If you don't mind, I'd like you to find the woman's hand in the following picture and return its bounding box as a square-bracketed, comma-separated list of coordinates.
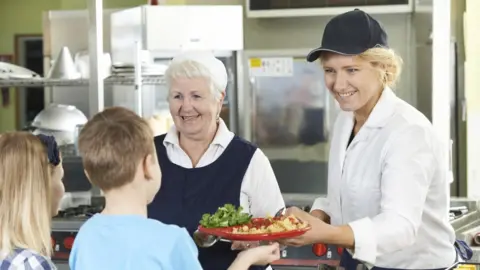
[231, 241, 260, 250]
[278, 206, 331, 247]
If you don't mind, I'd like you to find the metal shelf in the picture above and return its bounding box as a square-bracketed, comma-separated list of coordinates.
[0, 78, 88, 87]
[0, 75, 166, 87]
[105, 75, 166, 85]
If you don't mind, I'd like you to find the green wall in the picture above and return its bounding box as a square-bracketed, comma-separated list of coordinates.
[0, 0, 146, 132]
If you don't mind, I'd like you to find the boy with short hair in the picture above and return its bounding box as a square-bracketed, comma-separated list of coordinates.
[69, 107, 279, 270]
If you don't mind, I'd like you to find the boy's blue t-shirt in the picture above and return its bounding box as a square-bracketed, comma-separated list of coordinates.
[69, 214, 203, 270]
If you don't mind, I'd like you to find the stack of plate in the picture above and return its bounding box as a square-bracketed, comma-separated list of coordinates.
[0, 62, 41, 80]
[111, 63, 168, 77]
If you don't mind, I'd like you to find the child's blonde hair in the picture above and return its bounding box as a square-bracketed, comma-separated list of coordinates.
[0, 132, 53, 257]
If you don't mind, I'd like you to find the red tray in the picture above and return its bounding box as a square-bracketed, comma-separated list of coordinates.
[198, 217, 311, 241]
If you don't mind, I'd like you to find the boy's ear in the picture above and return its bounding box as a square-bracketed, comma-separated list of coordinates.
[143, 154, 154, 180]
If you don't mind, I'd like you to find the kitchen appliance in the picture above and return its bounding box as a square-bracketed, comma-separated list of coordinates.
[450, 206, 469, 221]
[51, 203, 104, 267]
[28, 103, 88, 148]
[237, 50, 339, 267]
[240, 49, 337, 198]
[28, 106, 92, 223]
[266, 195, 341, 268]
[273, 205, 342, 269]
[449, 198, 480, 263]
[50, 158, 101, 269]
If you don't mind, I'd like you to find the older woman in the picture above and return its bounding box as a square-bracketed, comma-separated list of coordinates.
[147, 51, 285, 270]
[279, 9, 466, 270]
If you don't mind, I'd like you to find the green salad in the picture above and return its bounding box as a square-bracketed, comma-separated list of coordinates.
[199, 203, 252, 228]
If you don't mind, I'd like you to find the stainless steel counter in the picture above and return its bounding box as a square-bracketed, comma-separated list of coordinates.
[52, 196, 480, 269]
[450, 197, 480, 262]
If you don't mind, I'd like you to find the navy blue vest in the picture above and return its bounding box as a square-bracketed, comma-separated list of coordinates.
[148, 134, 267, 270]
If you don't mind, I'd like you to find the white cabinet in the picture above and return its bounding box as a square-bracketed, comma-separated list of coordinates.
[110, 5, 243, 64]
[144, 6, 188, 51]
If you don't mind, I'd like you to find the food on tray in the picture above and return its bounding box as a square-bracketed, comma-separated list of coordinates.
[199, 204, 252, 228]
[232, 215, 308, 234]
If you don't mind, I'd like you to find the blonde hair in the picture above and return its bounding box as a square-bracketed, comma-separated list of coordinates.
[356, 47, 403, 88]
[0, 132, 52, 257]
[78, 107, 154, 191]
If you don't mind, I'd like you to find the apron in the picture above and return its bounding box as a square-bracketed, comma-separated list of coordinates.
[148, 135, 265, 270]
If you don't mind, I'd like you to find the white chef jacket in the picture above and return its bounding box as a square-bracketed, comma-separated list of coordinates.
[312, 88, 456, 268]
[163, 119, 285, 219]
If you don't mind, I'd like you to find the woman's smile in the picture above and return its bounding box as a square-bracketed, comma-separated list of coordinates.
[180, 115, 200, 122]
[332, 89, 360, 107]
[336, 90, 358, 98]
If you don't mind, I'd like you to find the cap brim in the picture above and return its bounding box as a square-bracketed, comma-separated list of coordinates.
[306, 47, 363, 62]
[306, 48, 323, 62]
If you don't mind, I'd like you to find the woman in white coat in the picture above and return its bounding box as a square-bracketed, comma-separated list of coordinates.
[280, 9, 469, 270]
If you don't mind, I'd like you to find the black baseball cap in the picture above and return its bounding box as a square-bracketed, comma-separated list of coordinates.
[306, 9, 388, 62]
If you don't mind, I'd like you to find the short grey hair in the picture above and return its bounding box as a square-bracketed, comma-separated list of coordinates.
[165, 52, 228, 101]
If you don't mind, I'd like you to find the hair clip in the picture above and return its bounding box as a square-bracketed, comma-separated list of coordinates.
[36, 134, 61, 166]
